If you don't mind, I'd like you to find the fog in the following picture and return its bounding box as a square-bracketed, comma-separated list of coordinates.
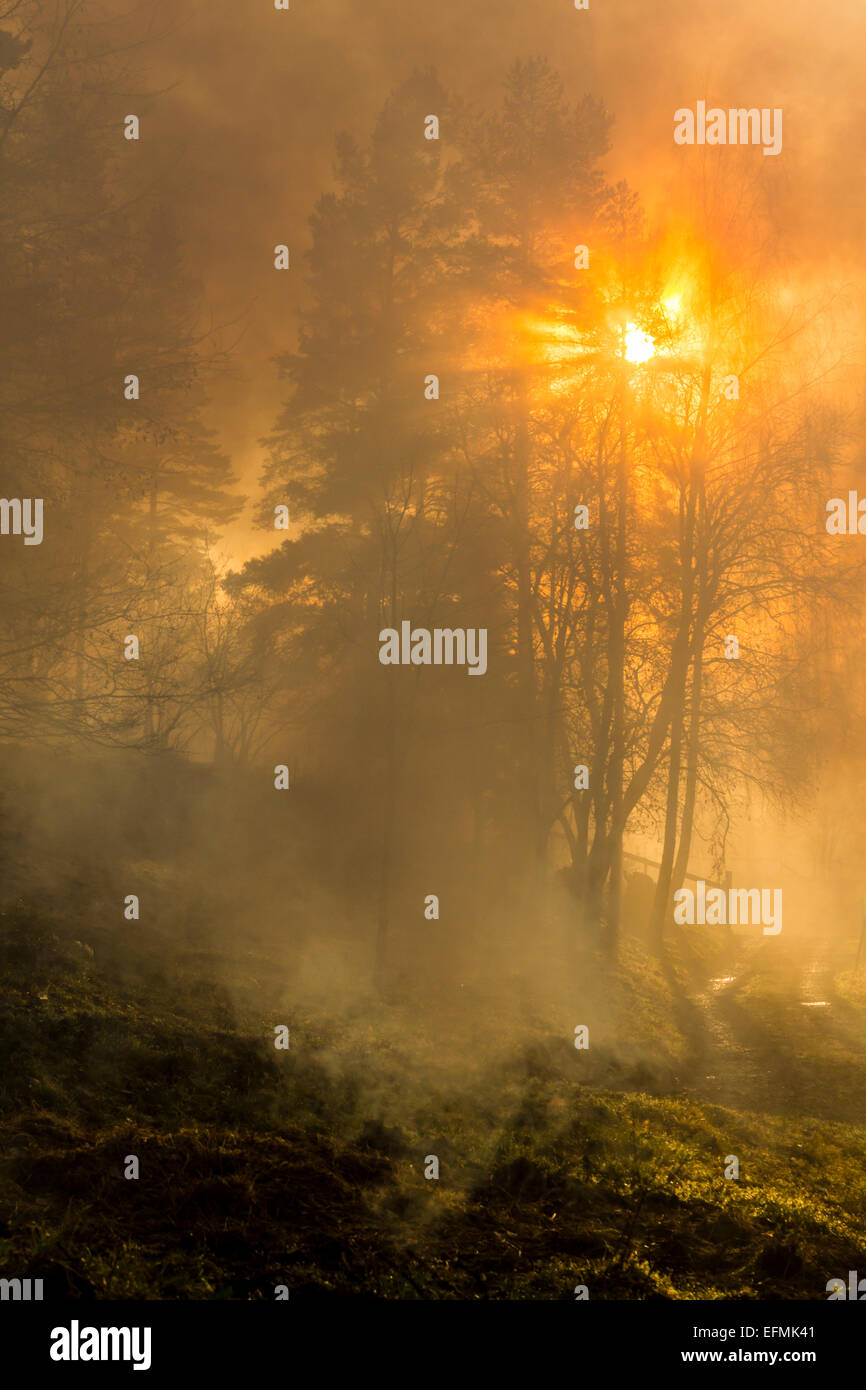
[1, 0, 865, 1305]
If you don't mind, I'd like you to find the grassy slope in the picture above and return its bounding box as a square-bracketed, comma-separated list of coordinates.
[0, 899, 864, 1300]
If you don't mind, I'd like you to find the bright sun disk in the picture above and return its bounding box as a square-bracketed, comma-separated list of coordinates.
[624, 323, 656, 364]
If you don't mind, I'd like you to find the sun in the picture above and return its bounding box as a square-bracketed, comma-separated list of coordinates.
[624, 322, 656, 364]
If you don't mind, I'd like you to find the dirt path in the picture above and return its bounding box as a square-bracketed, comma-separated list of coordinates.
[678, 935, 866, 1123]
[683, 972, 773, 1112]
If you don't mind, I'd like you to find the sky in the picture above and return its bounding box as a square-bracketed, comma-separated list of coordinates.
[138, 0, 866, 563]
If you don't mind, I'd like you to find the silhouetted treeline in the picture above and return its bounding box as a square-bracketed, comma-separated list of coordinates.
[0, 14, 861, 981]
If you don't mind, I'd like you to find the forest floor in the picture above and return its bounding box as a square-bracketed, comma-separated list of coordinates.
[1, 888, 865, 1300]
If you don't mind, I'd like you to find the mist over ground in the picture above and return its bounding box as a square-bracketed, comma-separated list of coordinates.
[0, 0, 865, 1305]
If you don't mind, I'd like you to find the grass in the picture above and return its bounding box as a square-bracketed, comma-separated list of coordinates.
[0, 894, 864, 1299]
